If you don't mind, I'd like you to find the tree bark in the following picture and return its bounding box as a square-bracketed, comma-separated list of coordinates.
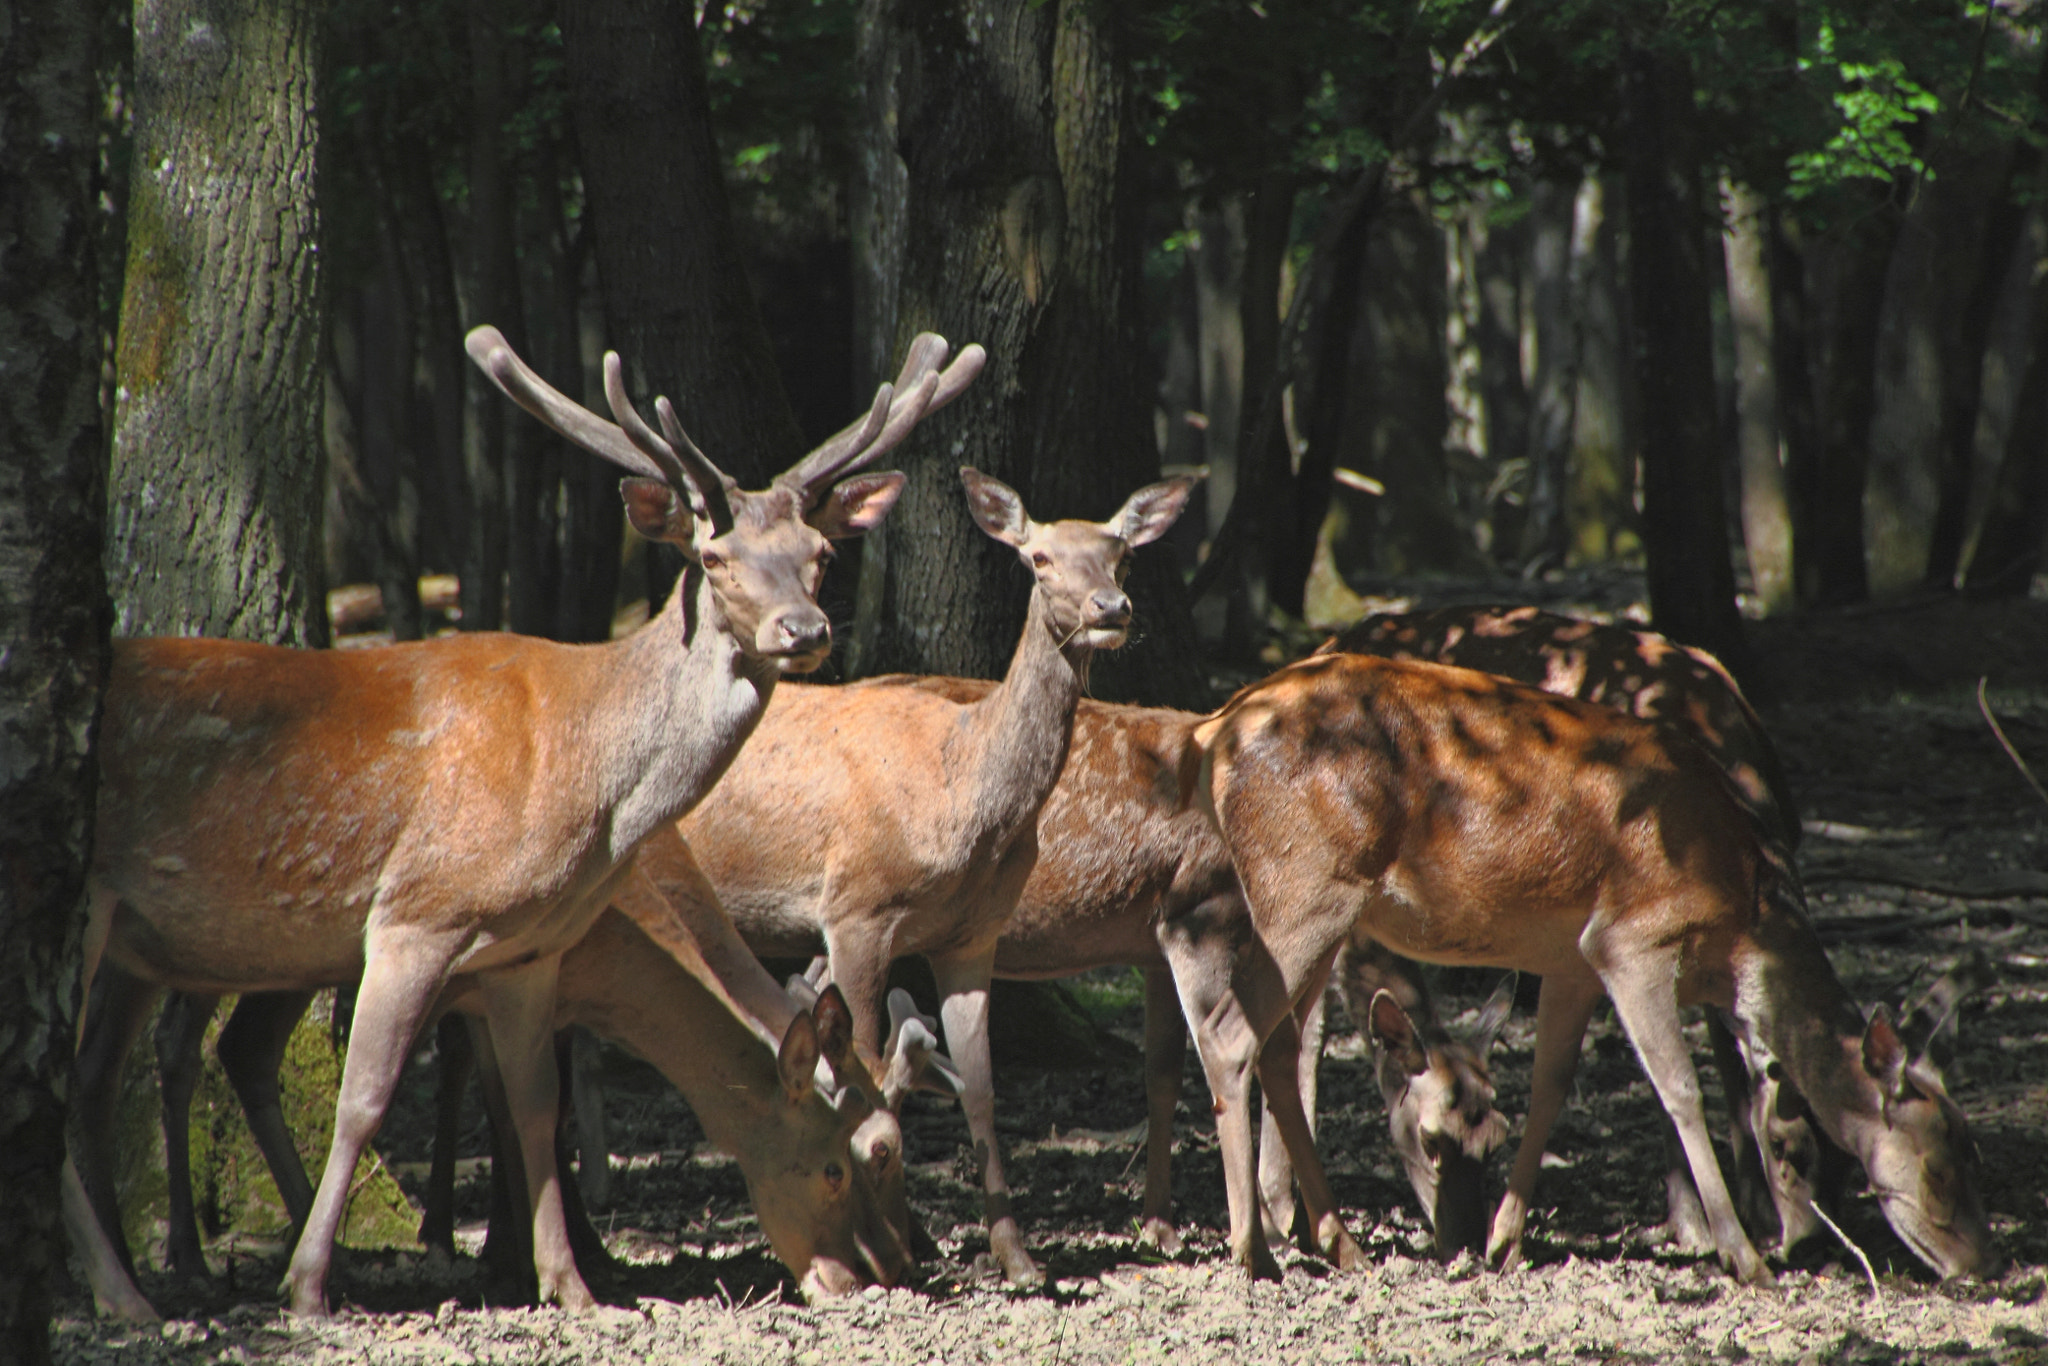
[1521, 176, 1579, 569]
[108, 0, 325, 646]
[1864, 142, 2003, 597]
[1619, 40, 1749, 673]
[1805, 205, 1893, 606]
[1769, 209, 1822, 604]
[1722, 179, 1794, 614]
[1567, 175, 1639, 565]
[0, 5, 109, 1356]
[855, 0, 1205, 706]
[1965, 199, 2048, 596]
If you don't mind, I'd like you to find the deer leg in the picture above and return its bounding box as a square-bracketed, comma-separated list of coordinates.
[70, 964, 162, 1283]
[62, 1155, 158, 1324]
[1705, 1010, 1777, 1241]
[155, 990, 220, 1281]
[1138, 965, 1186, 1254]
[476, 954, 595, 1310]
[419, 1012, 475, 1263]
[217, 991, 318, 1239]
[1253, 974, 1365, 1271]
[1258, 980, 1329, 1249]
[568, 1026, 612, 1210]
[282, 928, 461, 1316]
[1599, 955, 1770, 1285]
[1181, 979, 1283, 1280]
[930, 946, 1042, 1286]
[1488, 970, 1603, 1270]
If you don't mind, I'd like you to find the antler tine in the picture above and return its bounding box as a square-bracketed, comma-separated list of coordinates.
[654, 397, 736, 535]
[465, 326, 663, 481]
[601, 353, 687, 485]
[780, 380, 894, 498]
[781, 333, 988, 498]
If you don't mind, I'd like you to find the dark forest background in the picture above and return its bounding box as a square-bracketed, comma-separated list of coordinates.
[6, 0, 2048, 1356]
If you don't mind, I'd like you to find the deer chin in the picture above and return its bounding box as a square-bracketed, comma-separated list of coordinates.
[774, 647, 833, 676]
[798, 1256, 865, 1302]
[1080, 625, 1129, 650]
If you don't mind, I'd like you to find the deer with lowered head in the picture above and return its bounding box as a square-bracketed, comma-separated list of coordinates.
[64, 896, 909, 1320]
[1189, 650, 1999, 1285]
[671, 468, 1196, 1284]
[70, 327, 981, 1317]
[1255, 604, 1821, 1256]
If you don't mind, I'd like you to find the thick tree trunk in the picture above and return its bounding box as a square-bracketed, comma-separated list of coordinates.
[1806, 207, 1894, 606]
[1193, 196, 1246, 546]
[108, 0, 325, 646]
[1769, 210, 1822, 604]
[1566, 175, 1638, 565]
[1521, 176, 1579, 568]
[1722, 179, 1794, 614]
[855, 0, 1205, 706]
[0, 5, 109, 1356]
[1619, 41, 1749, 673]
[561, 0, 805, 491]
[1864, 143, 2003, 597]
[1965, 200, 2048, 596]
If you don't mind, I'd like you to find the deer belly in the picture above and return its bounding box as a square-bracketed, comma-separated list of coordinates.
[1355, 881, 1590, 977]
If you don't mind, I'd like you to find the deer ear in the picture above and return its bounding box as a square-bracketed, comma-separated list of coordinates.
[811, 471, 906, 539]
[1369, 989, 1430, 1076]
[1863, 1005, 1908, 1102]
[777, 1010, 822, 1106]
[1473, 973, 1516, 1054]
[622, 477, 697, 550]
[811, 983, 856, 1069]
[1111, 474, 1200, 547]
[960, 467, 1030, 546]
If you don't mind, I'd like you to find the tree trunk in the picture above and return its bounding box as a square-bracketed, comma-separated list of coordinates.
[108, 0, 326, 646]
[854, 0, 1204, 706]
[1619, 40, 1749, 673]
[1965, 199, 2048, 596]
[1722, 179, 1794, 615]
[1864, 142, 2003, 597]
[561, 0, 805, 491]
[0, 5, 109, 1355]
[1521, 175, 1579, 569]
[1805, 206, 1894, 606]
[1567, 175, 1639, 565]
[1769, 210, 1822, 604]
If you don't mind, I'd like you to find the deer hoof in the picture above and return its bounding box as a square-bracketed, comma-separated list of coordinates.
[1136, 1216, 1183, 1256]
[1238, 1240, 1285, 1282]
[991, 1221, 1043, 1287]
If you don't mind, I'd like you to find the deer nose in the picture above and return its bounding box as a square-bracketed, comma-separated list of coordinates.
[769, 611, 831, 658]
[1088, 591, 1131, 629]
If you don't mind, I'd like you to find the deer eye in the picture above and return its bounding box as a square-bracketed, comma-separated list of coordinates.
[818, 543, 836, 565]
[869, 1139, 894, 1168]
[1031, 550, 1051, 569]
[824, 1161, 845, 1189]
[699, 550, 725, 573]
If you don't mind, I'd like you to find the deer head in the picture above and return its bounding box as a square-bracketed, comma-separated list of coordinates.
[1365, 977, 1514, 1259]
[959, 469, 1199, 654]
[467, 327, 984, 672]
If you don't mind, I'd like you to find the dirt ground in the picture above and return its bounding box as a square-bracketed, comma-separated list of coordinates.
[50, 582, 2048, 1364]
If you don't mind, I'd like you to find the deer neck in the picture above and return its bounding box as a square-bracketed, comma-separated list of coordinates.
[950, 586, 1094, 831]
[599, 567, 781, 860]
[1738, 891, 1888, 1161]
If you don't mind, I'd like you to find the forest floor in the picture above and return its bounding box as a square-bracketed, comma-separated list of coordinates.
[49, 578, 2048, 1364]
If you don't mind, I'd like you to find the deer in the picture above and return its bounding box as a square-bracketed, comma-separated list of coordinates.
[1188, 651, 2000, 1286]
[629, 683, 1512, 1265]
[669, 469, 1197, 1285]
[69, 325, 982, 1317]
[63, 896, 913, 1319]
[1253, 604, 1818, 1255]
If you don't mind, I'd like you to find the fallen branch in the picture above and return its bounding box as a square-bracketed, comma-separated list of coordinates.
[1810, 1201, 1882, 1303]
[1801, 850, 2048, 899]
[1979, 676, 2048, 814]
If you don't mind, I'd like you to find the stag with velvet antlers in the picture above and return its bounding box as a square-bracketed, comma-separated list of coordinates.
[70, 328, 981, 1317]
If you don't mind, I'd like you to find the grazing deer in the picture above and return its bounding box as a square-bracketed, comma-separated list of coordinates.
[673, 470, 1197, 1284]
[63, 898, 912, 1317]
[635, 685, 1511, 1263]
[70, 328, 979, 1316]
[1191, 652, 1999, 1284]
[1260, 605, 1812, 1253]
